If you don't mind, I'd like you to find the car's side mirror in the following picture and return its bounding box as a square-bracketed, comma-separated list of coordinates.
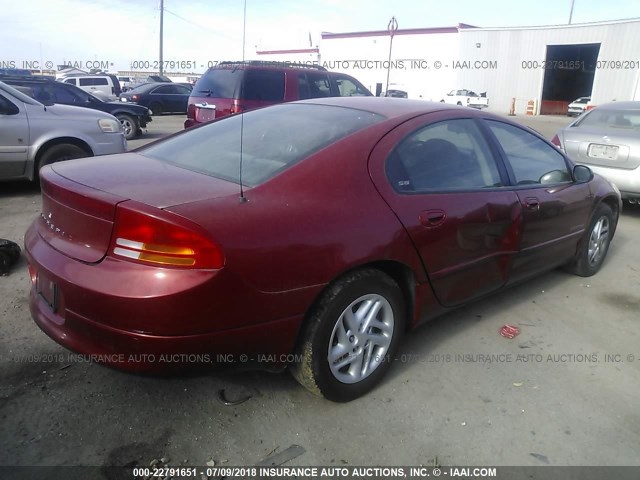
[573, 164, 594, 183]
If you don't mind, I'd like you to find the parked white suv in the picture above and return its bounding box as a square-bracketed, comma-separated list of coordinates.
[0, 81, 126, 182]
[58, 74, 122, 101]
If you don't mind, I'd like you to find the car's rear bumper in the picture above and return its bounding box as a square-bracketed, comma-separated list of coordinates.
[24, 222, 305, 372]
[29, 290, 301, 372]
[184, 118, 199, 129]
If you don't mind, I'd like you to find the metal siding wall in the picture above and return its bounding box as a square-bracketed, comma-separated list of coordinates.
[458, 21, 640, 113]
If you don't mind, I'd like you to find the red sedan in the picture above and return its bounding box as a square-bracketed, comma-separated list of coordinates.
[25, 97, 621, 402]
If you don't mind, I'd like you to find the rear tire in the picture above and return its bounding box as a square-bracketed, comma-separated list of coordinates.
[149, 102, 163, 116]
[291, 269, 405, 402]
[565, 203, 613, 277]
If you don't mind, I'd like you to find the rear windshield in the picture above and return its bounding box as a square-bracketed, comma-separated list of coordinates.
[576, 108, 640, 130]
[141, 103, 385, 185]
[192, 68, 243, 98]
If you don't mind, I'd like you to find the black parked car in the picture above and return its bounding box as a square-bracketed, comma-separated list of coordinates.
[118, 82, 192, 115]
[0, 74, 152, 140]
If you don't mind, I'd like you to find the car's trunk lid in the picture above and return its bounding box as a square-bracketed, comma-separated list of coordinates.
[39, 167, 126, 263]
[40, 154, 241, 263]
[563, 127, 640, 170]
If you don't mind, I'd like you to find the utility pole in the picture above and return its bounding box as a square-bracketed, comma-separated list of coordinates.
[568, 0, 575, 24]
[159, 0, 164, 75]
[385, 17, 398, 96]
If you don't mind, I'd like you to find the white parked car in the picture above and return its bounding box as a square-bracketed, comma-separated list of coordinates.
[440, 89, 489, 109]
[58, 74, 122, 101]
[567, 96, 591, 116]
[0, 81, 126, 182]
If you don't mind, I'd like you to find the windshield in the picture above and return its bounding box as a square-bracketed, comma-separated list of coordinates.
[0, 81, 43, 106]
[141, 103, 385, 186]
[576, 108, 640, 131]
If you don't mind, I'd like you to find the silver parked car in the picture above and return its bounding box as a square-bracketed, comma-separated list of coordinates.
[0, 81, 126, 182]
[553, 101, 640, 202]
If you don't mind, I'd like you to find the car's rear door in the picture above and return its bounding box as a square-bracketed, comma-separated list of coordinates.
[369, 111, 522, 307]
[481, 119, 593, 283]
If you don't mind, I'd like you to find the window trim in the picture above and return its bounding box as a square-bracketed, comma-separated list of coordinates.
[385, 116, 511, 195]
[479, 118, 575, 189]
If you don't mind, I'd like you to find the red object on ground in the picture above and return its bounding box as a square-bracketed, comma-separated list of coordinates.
[500, 325, 521, 339]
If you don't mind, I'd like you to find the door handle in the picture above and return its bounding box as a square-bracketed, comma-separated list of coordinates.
[419, 209, 446, 227]
[525, 197, 540, 210]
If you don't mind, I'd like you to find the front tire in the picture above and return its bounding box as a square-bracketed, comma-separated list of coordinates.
[565, 203, 613, 277]
[35, 143, 89, 184]
[291, 269, 405, 402]
[117, 114, 139, 140]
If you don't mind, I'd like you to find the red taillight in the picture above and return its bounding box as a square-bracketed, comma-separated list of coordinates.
[109, 202, 224, 269]
[187, 103, 196, 120]
[551, 134, 562, 149]
[132, 94, 139, 101]
[230, 100, 245, 114]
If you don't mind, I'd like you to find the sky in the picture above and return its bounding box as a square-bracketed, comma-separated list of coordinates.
[2, 0, 640, 74]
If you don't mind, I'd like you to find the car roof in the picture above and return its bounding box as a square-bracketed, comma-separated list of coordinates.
[212, 61, 328, 73]
[293, 96, 485, 119]
[592, 101, 640, 110]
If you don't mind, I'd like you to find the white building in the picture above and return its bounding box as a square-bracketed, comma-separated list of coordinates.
[256, 18, 640, 114]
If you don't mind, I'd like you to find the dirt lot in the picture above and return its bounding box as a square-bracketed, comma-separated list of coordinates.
[1, 113, 639, 469]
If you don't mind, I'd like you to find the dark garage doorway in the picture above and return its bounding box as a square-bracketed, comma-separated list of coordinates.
[540, 43, 600, 114]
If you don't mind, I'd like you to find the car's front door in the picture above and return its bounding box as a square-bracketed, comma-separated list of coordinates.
[0, 92, 29, 178]
[482, 119, 594, 283]
[369, 112, 522, 307]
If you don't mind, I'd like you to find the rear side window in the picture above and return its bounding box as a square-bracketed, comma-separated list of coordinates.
[486, 120, 571, 185]
[152, 85, 177, 94]
[79, 78, 108, 86]
[242, 70, 285, 101]
[193, 68, 242, 98]
[387, 119, 503, 192]
[142, 103, 384, 185]
[64, 78, 77, 85]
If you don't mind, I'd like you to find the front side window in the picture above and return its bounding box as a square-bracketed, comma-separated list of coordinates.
[486, 120, 571, 185]
[305, 73, 332, 98]
[52, 85, 78, 103]
[334, 76, 369, 97]
[0, 94, 19, 115]
[386, 119, 503, 192]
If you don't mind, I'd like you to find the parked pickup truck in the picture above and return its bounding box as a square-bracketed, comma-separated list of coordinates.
[440, 89, 489, 109]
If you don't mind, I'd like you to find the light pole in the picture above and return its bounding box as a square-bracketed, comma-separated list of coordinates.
[385, 16, 399, 96]
[159, 0, 164, 75]
[568, 0, 575, 24]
